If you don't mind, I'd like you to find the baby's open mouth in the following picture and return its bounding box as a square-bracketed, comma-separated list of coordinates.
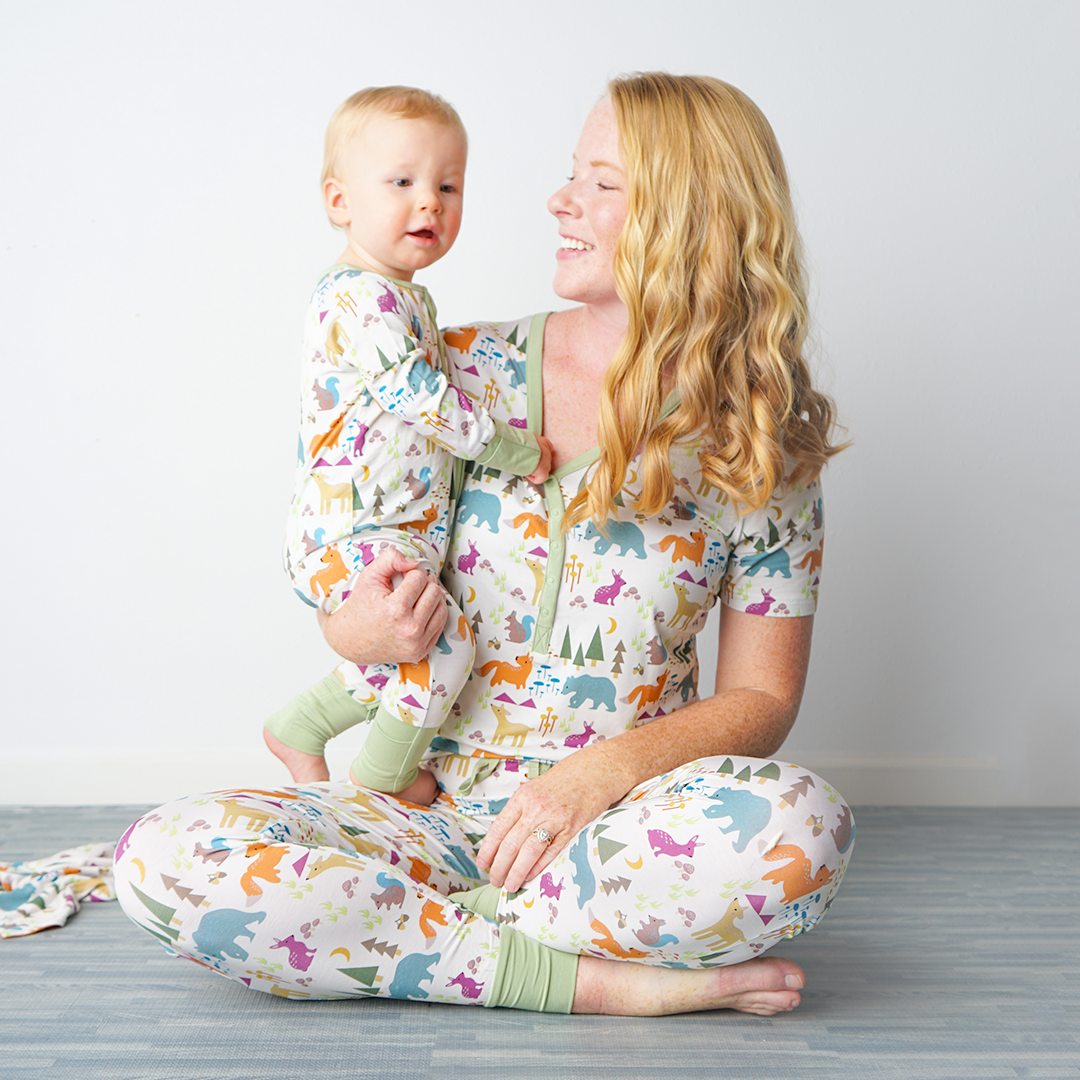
[410, 229, 435, 240]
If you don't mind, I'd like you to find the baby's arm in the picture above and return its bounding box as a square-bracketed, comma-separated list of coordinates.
[352, 285, 547, 480]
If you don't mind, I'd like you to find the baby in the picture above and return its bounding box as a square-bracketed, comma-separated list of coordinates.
[272, 87, 551, 803]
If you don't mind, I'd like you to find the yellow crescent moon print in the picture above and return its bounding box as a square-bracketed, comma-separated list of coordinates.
[131, 857, 146, 882]
[772, 506, 783, 520]
[628, 469, 639, 485]
[466, 586, 476, 603]
[624, 855, 643, 869]
[606, 618, 617, 634]
[353, 690, 377, 704]
[330, 947, 351, 961]
[523, 897, 535, 908]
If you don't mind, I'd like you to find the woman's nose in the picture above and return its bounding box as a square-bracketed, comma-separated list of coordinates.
[547, 183, 574, 217]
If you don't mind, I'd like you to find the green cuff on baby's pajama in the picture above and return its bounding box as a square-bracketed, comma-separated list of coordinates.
[474, 418, 542, 476]
[349, 701, 437, 793]
[264, 671, 375, 757]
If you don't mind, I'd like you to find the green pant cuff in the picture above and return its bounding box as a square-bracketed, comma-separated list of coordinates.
[486, 925, 579, 1013]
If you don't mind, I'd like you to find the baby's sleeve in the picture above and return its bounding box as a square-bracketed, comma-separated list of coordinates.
[350, 284, 541, 474]
[720, 477, 826, 618]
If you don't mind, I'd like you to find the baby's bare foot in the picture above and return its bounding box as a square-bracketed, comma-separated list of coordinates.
[572, 954, 805, 1017]
[263, 727, 330, 783]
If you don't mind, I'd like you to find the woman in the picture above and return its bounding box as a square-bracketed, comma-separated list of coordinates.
[117, 73, 850, 1017]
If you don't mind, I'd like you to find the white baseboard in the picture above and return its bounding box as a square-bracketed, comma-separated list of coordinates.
[783, 752, 1007, 806]
[1, 745, 360, 806]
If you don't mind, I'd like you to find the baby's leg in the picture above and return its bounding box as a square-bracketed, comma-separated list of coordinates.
[263, 670, 373, 782]
[350, 588, 474, 792]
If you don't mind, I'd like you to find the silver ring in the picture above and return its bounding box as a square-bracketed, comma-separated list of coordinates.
[531, 826, 553, 845]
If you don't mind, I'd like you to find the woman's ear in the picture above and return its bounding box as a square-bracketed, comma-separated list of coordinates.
[324, 179, 350, 226]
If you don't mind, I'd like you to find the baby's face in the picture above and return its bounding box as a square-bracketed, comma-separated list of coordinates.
[329, 114, 466, 281]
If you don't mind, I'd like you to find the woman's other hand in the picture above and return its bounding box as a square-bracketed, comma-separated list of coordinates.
[318, 548, 448, 664]
[525, 434, 555, 485]
[476, 747, 631, 893]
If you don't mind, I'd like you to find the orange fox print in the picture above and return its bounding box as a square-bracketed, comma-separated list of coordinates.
[479, 654, 533, 689]
[240, 843, 287, 899]
[626, 671, 668, 711]
[761, 844, 834, 904]
[443, 326, 478, 354]
[589, 912, 648, 959]
[399, 656, 431, 691]
[310, 545, 350, 599]
[419, 899, 448, 947]
[658, 529, 706, 565]
[800, 540, 824, 575]
[308, 409, 348, 459]
[396, 506, 438, 534]
[512, 512, 548, 539]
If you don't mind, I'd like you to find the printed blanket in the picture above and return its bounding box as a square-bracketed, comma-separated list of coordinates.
[0, 843, 116, 938]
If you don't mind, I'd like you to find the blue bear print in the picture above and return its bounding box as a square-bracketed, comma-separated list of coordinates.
[583, 520, 647, 559]
[192, 908, 267, 961]
[701, 787, 772, 853]
[561, 674, 618, 712]
[457, 489, 501, 533]
[737, 548, 791, 578]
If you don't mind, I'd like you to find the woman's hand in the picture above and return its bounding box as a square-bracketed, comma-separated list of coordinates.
[318, 548, 448, 664]
[476, 747, 632, 893]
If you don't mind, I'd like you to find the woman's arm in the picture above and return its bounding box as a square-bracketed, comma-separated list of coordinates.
[476, 606, 813, 892]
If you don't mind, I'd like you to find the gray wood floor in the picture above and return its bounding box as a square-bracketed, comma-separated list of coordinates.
[1, 805, 1078, 1080]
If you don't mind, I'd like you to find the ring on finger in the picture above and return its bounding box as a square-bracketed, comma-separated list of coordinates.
[531, 826, 554, 845]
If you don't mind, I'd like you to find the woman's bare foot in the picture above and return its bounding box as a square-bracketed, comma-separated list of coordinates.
[571, 955, 805, 1017]
[263, 727, 330, 783]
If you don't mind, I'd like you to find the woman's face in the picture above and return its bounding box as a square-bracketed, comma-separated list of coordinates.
[547, 96, 628, 310]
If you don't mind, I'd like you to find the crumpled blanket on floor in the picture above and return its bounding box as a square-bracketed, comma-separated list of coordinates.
[0, 843, 116, 938]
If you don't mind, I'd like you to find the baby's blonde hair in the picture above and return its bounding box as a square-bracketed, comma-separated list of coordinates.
[321, 85, 467, 188]
[565, 72, 844, 530]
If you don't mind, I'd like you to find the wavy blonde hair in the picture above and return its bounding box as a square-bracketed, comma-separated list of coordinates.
[564, 72, 843, 530]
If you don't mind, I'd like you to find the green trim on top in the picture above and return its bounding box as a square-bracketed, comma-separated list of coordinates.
[323, 263, 426, 294]
[524, 319, 683, 656]
[525, 312, 547, 434]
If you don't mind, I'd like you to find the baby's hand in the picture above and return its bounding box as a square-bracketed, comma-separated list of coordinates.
[525, 435, 554, 484]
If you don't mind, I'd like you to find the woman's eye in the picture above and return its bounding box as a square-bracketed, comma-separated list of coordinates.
[597, 182, 614, 191]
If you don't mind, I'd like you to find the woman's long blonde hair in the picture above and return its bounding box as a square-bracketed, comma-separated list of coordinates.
[564, 72, 843, 530]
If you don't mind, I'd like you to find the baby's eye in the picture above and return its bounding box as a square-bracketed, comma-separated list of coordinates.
[392, 178, 412, 187]
[440, 183, 457, 194]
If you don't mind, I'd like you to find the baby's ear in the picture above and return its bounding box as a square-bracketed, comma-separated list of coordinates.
[323, 178, 350, 226]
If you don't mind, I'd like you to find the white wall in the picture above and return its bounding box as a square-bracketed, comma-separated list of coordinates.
[2, 1, 1077, 805]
